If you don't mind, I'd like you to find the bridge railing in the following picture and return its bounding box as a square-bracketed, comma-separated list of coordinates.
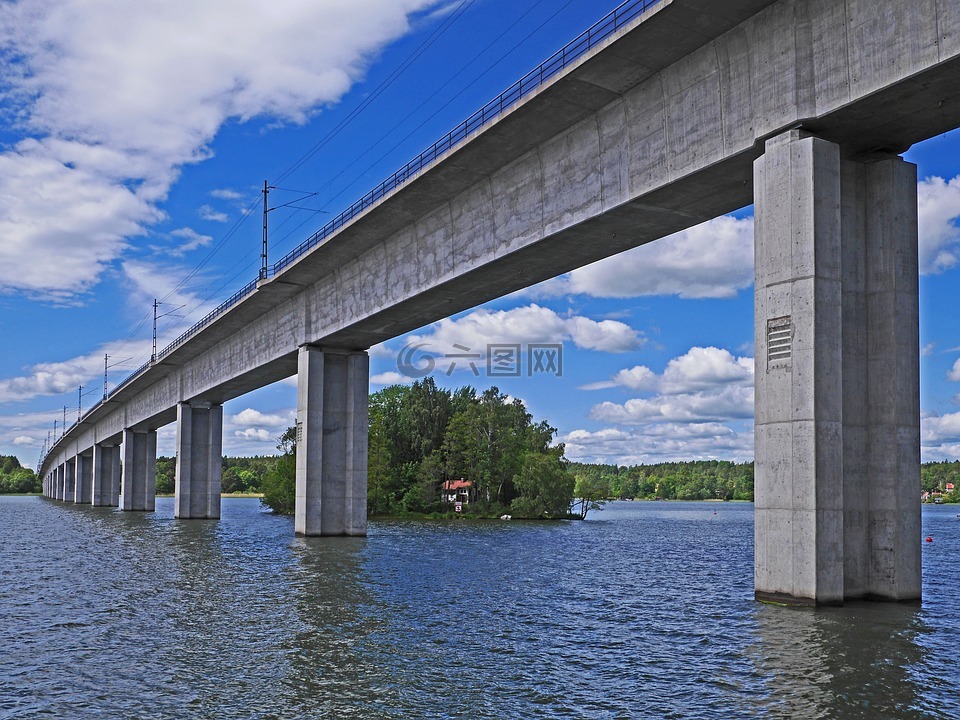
[44, 0, 661, 467]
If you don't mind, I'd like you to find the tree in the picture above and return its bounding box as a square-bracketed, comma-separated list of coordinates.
[572, 474, 609, 519]
[260, 428, 296, 514]
[155, 456, 176, 494]
[510, 449, 573, 518]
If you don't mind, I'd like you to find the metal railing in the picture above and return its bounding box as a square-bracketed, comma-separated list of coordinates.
[43, 0, 661, 468]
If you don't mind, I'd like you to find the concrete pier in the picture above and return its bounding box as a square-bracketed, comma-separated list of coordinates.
[92, 444, 121, 507]
[295, 347, 368, 536]
[754, 130, 921, 605]
[75, 453, 93, 504]
[174, 401, 223, 519]
[120, 429, 157, 512]
[64, 458, 76, 503]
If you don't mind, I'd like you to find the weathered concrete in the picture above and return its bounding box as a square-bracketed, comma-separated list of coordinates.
[754, 130, 920, 605]
[63, 458, 76, 503]
[120, 429, 156, 512]
[295, 348, 369, 536]
[92, 444, 121, 507]
[174, 402, 223, 519]
[75, 453, 93, 504]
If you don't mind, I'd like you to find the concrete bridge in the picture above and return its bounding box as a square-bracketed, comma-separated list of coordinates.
[39, 0, 960, 605]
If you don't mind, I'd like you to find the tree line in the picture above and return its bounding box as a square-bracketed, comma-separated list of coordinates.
[570, 460, 755, 502]
[0, 455, 39, 494]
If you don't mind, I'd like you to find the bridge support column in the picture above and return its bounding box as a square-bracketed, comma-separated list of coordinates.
[55, 465, 64, 500]
[92, 444, 121, 506]
[64, 458, 76, 503]
[120, 429, 157, 512]
[754, 130, 921, 605]
[174, 401, 223, 519]
[75, 453, 92, 504]
[295, 346, 368, 537]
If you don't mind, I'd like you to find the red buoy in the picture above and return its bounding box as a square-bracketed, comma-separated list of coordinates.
[925, 536, 933, 543]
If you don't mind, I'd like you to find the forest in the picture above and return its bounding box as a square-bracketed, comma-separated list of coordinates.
[0, 455, 39, 494]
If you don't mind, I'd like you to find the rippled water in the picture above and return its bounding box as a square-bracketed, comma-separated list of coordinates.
[1, 497, 958, 719]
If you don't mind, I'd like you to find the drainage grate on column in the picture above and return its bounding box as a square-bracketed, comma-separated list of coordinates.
[767, 317, 792, 367]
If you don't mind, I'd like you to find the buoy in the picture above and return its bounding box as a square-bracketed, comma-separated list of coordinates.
[925, 536, 933, 543]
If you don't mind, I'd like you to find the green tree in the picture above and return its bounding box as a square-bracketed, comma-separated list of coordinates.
[155, 456, 176, 494]
[510, 449, 573, 518]
[572, 474, 609, 519]
[260, 427, 296, 514]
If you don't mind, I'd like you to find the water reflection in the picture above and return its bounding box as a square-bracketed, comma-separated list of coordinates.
[281, 535, 405, 717]
[750, 602, 929, 719]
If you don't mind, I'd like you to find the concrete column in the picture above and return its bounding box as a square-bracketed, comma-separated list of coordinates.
[295, 347, 369, 536]
[850, 157, 922, 601]
[75, 453, 93, 504]
[65, 458, 77, 504]
[92, 444, 121, 507]
[120, 429, 157, 512]
[754, 129, 921, 605]
[55, 465, 64, 501]
[174, 401, 223, 519]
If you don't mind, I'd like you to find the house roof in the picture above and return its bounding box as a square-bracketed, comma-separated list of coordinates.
[442, 479, 472, 491]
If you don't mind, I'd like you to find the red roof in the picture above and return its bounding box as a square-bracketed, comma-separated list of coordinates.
[442, 479, 472, 491]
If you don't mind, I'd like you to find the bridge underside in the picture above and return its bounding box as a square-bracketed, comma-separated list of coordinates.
[39, 0, 957, 604]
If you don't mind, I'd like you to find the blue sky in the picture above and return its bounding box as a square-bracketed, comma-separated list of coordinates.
[1, 0, 959, 470]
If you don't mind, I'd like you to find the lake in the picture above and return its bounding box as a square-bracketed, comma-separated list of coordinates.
[1, 497, 957, 718]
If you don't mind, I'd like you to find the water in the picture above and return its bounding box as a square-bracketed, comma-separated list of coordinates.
[1, 498, 957, 719]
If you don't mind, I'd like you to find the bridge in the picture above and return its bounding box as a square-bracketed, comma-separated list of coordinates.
[38, 0, 960, 605]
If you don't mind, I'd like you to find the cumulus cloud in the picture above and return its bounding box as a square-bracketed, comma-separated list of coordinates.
[12, 435, 34, 446]
[584, 347, 753, 397]
[406, 304, 643, 360]
[921, 411, 960, 460]
[948, 358, 960, 382]
[590, 385, 754, 424]
[575, 346, 755, 462]
[230, 408, 290, 428]
[918, 175, 960, 274]
[561, 424, 753, 465]
[233, 428, 273, 442]
[0, 0, 443, 297]
[531, 215, 754, 300]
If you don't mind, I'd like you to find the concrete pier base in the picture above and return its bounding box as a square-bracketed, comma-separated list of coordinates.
[92, 444, 121, 507]
[295, 347, 369, 537]
[174, 402, 223, 519]
[64, 458, 76, 503]
[120, 429, 157, 512]
[56, 464, 65, 501]
[754, 130, 921, 605]
[75, 453, 92, 504]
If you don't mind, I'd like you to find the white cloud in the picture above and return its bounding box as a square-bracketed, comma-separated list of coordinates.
[561, 424, 753, 465]
[918, 175, 960, 274]
[0, 0, 443, 297]
[168, 227, 212, 254]
[590, 385, 754, 424]
[921, 411, 960, 460]
[659, 346, 754, 394]
[233, 428, 272, 442]
[530, 215, 754, 300]
[210, 188, 244, 201]
[948, 358, 960, 382]
[578, 346, 755, 461]
[371, 371, 413, 385]
[12, 435, 34, 446]
[407, 304, 642, 360]
[198, 205, 229, 223]
[230, 408, 290, 428]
